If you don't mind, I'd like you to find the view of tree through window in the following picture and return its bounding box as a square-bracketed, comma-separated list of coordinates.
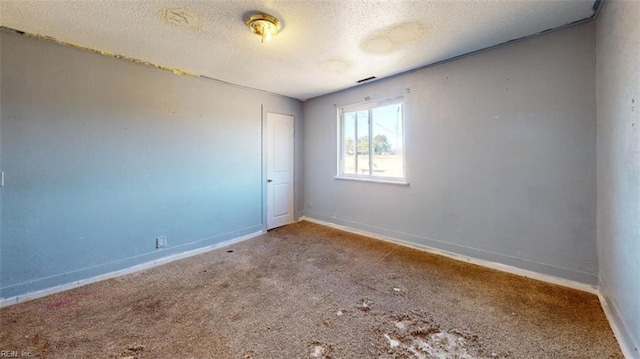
[339, 99, 404, 181]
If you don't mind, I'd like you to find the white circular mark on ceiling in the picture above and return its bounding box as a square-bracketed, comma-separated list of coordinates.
[320, 59, 350, 72]
[159, 7, 202, 30]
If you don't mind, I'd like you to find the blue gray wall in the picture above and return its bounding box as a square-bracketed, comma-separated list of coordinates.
[0, 28, 302, 298]
[596, 0, 640, 355]
[303, 22, 598, 285]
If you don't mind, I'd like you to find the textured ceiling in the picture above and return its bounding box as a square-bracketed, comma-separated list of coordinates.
[0, 1, 595, 100]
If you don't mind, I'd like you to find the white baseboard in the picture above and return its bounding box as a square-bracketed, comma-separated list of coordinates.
[299, 216, 598, 295]
[299, 215, 638, 357]
[0, 230, 264, 308]
[2, 218, 632, 357]
[598, 292, 637, 359]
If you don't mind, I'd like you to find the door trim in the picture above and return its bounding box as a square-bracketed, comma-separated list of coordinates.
[261, 105, 297, 231]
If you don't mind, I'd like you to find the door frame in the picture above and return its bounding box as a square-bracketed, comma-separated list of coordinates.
[261, 105, 297, 231]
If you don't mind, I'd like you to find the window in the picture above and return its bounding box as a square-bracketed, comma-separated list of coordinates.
[337, 97, 406, 183]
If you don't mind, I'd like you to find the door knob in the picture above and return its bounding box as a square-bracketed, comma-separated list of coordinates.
[267, 179, 273, 182]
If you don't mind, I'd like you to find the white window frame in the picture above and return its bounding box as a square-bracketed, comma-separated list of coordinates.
[336, 97, 407, 185]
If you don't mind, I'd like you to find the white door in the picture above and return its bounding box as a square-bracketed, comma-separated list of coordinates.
[266, 112, 294, 229]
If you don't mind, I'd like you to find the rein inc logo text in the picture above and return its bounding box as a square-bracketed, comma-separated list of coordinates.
[0, 350, 31, 357]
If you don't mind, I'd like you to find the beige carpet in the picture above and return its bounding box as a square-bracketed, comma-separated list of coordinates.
[0, 221, 622, 358]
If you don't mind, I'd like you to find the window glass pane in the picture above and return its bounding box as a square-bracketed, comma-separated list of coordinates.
[338, 98, 404, 182]
[371, 103, 403, 178]
[343, 112, 356, 175]
[356, 110, 370, 176]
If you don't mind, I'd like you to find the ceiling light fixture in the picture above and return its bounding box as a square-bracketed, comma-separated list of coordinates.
[245, 13, 281, 43]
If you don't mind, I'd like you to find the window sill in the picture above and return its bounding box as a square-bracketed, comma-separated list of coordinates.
[334, 176, 409, 186]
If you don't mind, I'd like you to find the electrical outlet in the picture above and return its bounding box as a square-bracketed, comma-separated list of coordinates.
[156, 236, 167, 248]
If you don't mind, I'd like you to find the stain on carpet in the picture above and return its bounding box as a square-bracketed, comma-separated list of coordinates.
[0, 222, 623, 358]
